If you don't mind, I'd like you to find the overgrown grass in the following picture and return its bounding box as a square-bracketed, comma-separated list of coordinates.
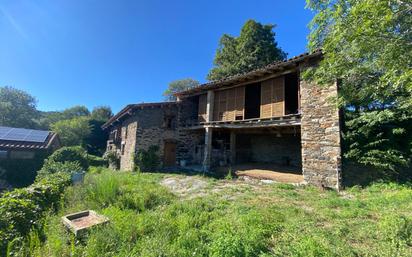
[14, 169, 412, 257]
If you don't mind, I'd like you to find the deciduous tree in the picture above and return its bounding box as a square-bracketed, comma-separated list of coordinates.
[305, 0, 412, 172]
[0, 86, 38, 128]
[91, 106, 113, 121]
[51, 116, 91, 147]
[163, 78, 200, 101]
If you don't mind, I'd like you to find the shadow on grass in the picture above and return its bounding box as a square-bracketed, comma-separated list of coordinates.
[342, 161, 412, 188]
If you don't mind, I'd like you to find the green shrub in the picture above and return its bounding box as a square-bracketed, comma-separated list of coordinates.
[37, 160, 82, 179]
[87, 154, 108, 167]
[0, 172, 71, 255]
[134, 145, 160, 172]
[47, 146, 89, 170]
[89, 166, 106, 174]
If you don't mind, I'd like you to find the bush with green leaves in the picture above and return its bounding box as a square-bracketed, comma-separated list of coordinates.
[37, 160, 82, 179]
[134, 145, 160, 172]
[87, 154, 108, 167]
[47, 146, 89, 170]
[305, 0, 412, 174]
[0, 172, 71, 255]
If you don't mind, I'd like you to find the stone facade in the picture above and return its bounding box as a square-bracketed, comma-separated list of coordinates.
[104, 51, 343, 189]
[300, 72, 342, 189]
[175, 97, 205, 164]
[107, 104, 178, 171]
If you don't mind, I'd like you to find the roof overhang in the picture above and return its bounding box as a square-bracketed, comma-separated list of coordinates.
[175, 49, 323, 98]
[0, 131, 59, 151]
[101, 102, 177, 130]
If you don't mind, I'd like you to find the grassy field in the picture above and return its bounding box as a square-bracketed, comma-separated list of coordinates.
[17, 168, 412, 257]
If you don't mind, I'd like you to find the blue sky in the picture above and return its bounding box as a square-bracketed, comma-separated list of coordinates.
[0, 0, 313, 113]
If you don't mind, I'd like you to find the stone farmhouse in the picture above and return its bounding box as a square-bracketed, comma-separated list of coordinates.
[102, 50, 342, 189]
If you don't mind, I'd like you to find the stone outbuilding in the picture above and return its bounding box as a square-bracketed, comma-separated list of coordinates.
[102, 102, 178, 171]
[103, 50, 342, 189]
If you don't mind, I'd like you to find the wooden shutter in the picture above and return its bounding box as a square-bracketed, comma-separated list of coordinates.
[226, 88, 236, 121]
[219, 90, 227, 121]
[198, 94, 207, 122]
[260, 77, 285, 118]
[235, 86, 245, 119]
[260, 80, 273, 118]
[272, 77, 285, 117]
[213, 87, 245, 121]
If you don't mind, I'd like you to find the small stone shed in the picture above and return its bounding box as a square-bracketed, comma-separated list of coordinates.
[103, 50, 342, 189]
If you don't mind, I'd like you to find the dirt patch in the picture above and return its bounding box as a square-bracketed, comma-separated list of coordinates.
[161, 176, 210, 199]
[160, 175, 266, 200]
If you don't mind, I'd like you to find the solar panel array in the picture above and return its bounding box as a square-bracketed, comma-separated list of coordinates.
[0, 126, 50, 143]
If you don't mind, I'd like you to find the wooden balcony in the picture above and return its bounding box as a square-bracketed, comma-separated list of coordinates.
[182, 113, 301, 130]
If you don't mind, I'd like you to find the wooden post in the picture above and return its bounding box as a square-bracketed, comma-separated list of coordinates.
[206, 90, 214, 122]
[230, 131, 236, 164]
[202, 90, 215, 172]
[202, 127, 213, 172]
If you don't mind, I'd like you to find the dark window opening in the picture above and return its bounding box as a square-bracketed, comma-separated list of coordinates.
[212, 131, 230, 149]
[110, 129, 120, 143]
[244, 83, 261, 119]
[285, 73, 299, 115]
[164, 116, 176, 130]
[191, 95, 200, 120]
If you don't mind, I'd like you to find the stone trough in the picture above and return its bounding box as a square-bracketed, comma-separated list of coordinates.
[62, 210, 109, 236]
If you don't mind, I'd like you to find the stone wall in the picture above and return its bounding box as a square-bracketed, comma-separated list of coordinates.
[176, 97, 204, 164]
[300, 73, 342, 189]
[116, 105, 178, 170]
[119, 118, 138, 171]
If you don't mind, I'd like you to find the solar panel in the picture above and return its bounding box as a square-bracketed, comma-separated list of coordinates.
[0, 126, 50, 143]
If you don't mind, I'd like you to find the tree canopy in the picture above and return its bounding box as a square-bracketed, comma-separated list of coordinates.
[305, 0, 412, 172]
[51, 116, 91, 147]
[38, 105, 90, 129]
[0, 86, 112, 155]
[91, 106, 113, 121]
[163, 78, 200, 101]
[207, 19, 287, 81]
[0, 86, 38, 128]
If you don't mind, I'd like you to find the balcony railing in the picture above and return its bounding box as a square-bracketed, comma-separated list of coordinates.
[181, 113, 301, 129]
